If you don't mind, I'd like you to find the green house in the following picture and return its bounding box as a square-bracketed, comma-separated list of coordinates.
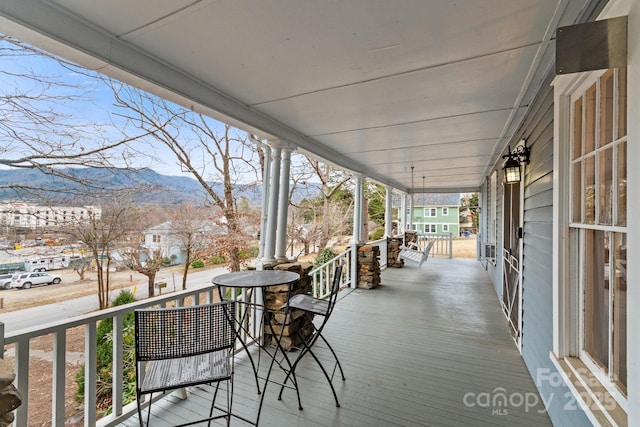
[401, 193, 461, 236]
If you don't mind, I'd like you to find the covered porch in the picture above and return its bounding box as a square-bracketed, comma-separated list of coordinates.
[117, 258, 550, 427]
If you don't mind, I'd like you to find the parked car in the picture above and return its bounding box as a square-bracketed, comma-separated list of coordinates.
[10, 272, 62, 289]
[0, 274, 16, 290]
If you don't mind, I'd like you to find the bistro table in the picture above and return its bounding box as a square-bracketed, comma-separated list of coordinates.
[211, 269, 301, 426]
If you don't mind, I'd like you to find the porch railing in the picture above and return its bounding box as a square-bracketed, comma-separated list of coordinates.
[308, 246, 353, 299]
[0, 243, 370, 427]
[1, 285, 220, 427]
[416, 233, 453, 258]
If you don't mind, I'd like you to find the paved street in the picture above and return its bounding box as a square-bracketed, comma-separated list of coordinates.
[0, 267, 228, 334]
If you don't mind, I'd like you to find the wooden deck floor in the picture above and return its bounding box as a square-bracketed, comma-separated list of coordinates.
[119, 258, 551, 427]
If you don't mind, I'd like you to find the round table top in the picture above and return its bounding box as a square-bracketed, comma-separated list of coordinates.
[211, 270, 300, 288]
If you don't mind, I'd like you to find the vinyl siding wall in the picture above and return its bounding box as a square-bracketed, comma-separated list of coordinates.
[501, 74, 590, 426]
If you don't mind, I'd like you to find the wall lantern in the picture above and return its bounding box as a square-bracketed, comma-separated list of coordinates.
[502, 139, 530, 184]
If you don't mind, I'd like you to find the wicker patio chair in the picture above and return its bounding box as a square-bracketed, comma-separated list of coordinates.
[134, 301, 236, 426]
[278, 265, 346, 409]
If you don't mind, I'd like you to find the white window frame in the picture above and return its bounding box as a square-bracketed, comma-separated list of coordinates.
[551, 4, 636, 421]
[570, 70, 627, 395]
[424, 224, 436, 233]
[442, 224, 449, 232]
[424, 208, 436, 217]
[442, 207, 449, 216]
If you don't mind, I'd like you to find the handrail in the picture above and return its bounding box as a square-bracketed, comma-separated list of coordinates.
[415, 233, 453, 258]
[2, 284, 220, 427]
[1, 241, 386, 426]
[308, 247, 353, 299]
[308, 238, 388, 298]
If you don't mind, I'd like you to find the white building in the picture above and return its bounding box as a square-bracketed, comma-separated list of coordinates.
[0, 202, 101, 230]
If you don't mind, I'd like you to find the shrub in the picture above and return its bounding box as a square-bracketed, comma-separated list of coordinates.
[369, 226, 385, 241]
[209, 255, 226, 265]
[239, 246, 259, 259]
[315, 247, 338, 267]
[75, 290, 137, 414]
[191, 259, 205, 268]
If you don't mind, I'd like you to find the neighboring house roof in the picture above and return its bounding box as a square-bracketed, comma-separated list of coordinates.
[393, 193, 461, 207]
[144, 221, 175, 235]
[144, 220, 224, 236]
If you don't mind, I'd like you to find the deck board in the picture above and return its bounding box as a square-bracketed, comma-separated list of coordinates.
[118, 258, 551, 427]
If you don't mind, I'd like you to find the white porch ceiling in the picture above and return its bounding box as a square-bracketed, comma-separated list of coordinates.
[0, 0, 592, 193]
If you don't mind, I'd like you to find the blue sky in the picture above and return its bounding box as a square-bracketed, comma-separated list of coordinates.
[0, 35, 325, 190]
[0, 36, 235, 178]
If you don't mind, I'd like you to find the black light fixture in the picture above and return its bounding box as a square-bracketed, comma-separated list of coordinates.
[502, 139, 530, 184]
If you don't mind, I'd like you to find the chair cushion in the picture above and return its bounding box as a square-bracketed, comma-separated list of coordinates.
[285, 294, 329, 316]
[141, 350, 231, 394]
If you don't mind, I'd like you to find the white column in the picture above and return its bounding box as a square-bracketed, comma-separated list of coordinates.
[261, 143, 282, 264]
[408, 192, 414, 231]
[258, 143, 271, 259]
[275, 146, 293, 262]
[384, 185, 393, 237]
[350, 175, 364, 288]
[400, 193, 406, 232]
[351, 175, 364, 244]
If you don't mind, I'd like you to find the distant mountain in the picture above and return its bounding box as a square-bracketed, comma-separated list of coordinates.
[0, 167, 255, 206]
[0, 167, 318, 206]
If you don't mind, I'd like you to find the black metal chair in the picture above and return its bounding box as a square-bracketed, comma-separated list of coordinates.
[134, 301, 236, 426]
[278, 265, 346, 408]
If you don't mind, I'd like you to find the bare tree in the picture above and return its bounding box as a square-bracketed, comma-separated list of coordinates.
[109, 82, 262, 271]
[70, 253, 91, 281]
[305, 158, 352, 250]
[287, 202, 322, 256]
[120, 247, 163, 298]
[0, 35, 156, 201]
[64, 201, 139, 309]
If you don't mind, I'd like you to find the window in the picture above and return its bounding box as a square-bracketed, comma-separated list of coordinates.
[569, 68, 627, 397]
[424, 208, 436, 217]
[442, 224, 449, 232]
[442, 207, 448, 216]
[152, 235, 162, 243]
[424, 224, 436, 233]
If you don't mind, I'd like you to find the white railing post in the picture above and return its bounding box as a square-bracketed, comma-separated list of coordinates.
[53, 331, 66, 426]
[112, 314, 124, 417]
[0, 323, 4, 359]
[15, 338, 29, 427]
[85, 322, 97, 427]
